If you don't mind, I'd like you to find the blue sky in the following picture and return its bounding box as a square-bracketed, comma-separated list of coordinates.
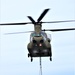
[0, 0, 75, 75]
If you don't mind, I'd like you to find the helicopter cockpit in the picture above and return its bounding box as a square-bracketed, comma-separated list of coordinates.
[30, 31, 48, 41]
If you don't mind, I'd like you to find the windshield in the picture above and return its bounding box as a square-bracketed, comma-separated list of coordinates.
[30, 31, 47, 41]
[31, 32, 41, 37]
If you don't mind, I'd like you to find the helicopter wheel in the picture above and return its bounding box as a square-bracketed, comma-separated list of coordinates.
[31, 57, 33, 62]
[28, 53, 30, 57]
[50, 57, 52, 61]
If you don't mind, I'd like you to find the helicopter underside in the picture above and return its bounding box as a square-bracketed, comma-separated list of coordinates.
[27, 42, 52, 62]
[28, 47, 51, 57]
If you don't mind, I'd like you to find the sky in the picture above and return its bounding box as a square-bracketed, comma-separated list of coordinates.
[0, 0, 75, 75]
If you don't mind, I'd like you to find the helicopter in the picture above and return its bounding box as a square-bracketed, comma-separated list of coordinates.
[0, 8, 75, 62]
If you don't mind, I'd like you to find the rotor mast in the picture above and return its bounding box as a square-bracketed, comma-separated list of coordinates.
[34, 24, 42, 33]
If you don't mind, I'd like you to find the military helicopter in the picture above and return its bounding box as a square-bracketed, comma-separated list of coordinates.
[0, 8, 75, 62]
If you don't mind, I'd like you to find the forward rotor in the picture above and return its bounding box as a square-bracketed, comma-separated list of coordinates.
[0, 20, 75, 25]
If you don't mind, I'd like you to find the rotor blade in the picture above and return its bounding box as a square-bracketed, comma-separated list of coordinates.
[37, 8, 50, 22]
[42, 28, 75, 32]
[27, 16, 36, 24]
[42, 20, 75, 23]
[0, 22, 32, 25]
[4, 31, 33, 35]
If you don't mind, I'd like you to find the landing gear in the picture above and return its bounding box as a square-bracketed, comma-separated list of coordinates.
[28, 53, 33, 62]
[28, 53, 30, 57]
[31, 57, 33, 62]
[50, 57, 52, 61]
[48, 48, 52, 61]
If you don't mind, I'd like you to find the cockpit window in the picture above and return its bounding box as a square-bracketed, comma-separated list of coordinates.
[31, 33, 41, 37]
[30, 31, 47, 41]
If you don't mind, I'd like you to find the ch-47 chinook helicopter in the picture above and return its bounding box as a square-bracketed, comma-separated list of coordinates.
[0, 8, 75, 62]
